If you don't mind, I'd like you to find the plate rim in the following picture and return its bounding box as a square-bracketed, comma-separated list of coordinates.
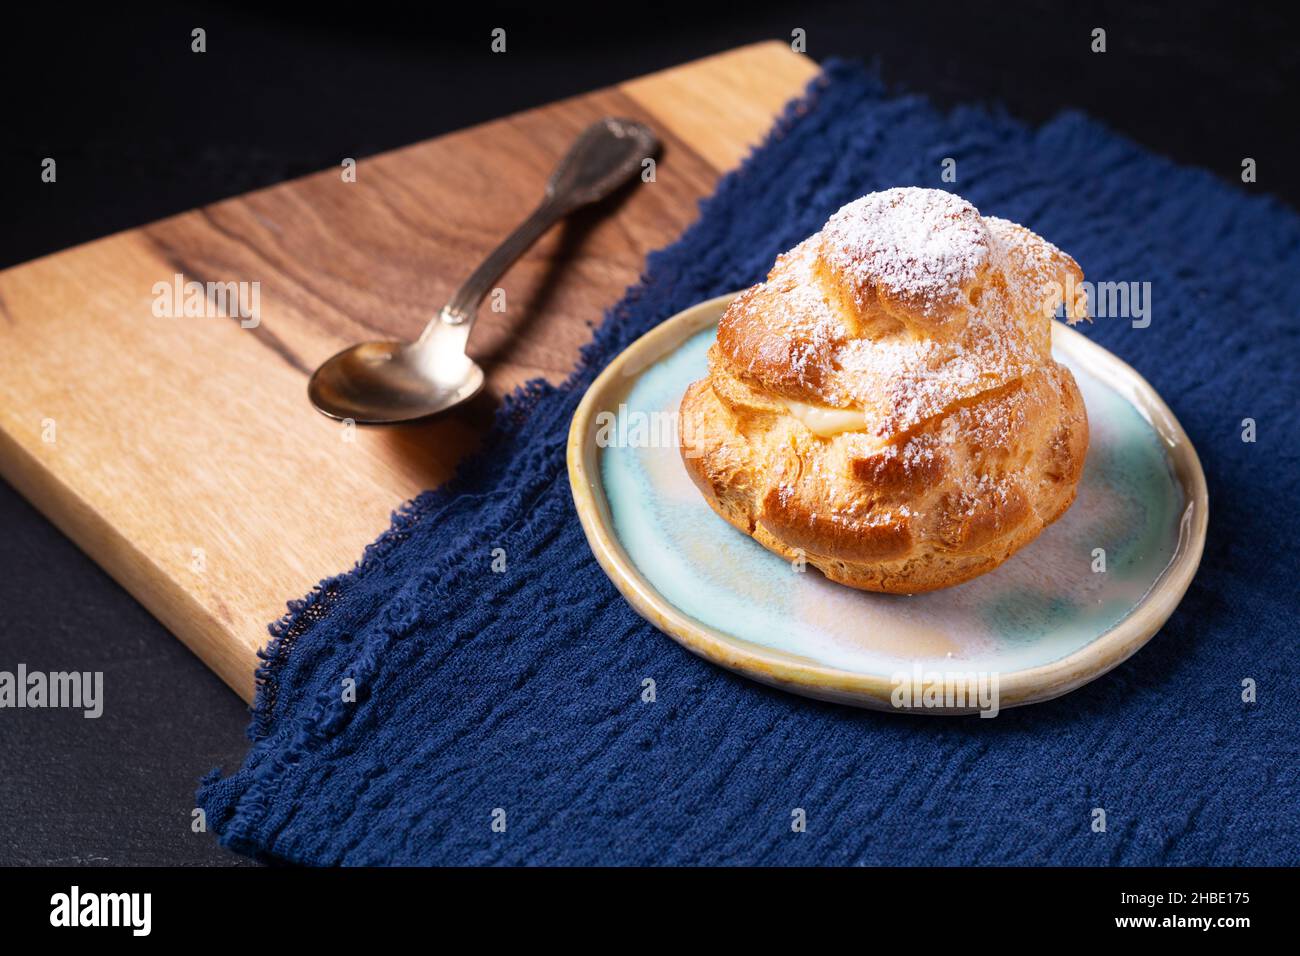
[567, 292, 1209, 713]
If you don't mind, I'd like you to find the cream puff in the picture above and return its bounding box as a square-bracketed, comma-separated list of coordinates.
[678, 187, 1089, 593]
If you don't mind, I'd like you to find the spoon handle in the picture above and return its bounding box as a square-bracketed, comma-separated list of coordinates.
[433, 117, 658, 331]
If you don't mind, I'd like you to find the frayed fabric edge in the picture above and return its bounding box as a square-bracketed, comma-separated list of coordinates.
[195, 60, 869, 858]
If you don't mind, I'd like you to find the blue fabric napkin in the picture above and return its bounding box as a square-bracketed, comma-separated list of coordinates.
[199, 61, 1300, 865]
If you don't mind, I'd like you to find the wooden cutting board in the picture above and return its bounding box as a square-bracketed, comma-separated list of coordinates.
[0, 42, 818, 702]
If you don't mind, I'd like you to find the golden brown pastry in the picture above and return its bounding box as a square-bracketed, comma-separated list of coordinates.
[678, 187, 1089, 594]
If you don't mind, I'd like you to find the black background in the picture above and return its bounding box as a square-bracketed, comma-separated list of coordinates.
[0, 1, 1295, 865]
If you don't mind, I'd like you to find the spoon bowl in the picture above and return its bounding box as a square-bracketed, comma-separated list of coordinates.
[308, 340, 485, 424]
[307, 117, 658, 425]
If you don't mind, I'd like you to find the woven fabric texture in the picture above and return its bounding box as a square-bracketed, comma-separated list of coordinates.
[199, 61, 1299, 865]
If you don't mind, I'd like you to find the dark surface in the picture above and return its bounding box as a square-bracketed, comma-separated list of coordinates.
[0, 2, 1293, 865]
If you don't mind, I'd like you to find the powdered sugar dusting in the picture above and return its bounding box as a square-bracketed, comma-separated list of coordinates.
[732, 238, 848, 389]
[717, 188, 1083, 440]
[821, 188, 990, 315]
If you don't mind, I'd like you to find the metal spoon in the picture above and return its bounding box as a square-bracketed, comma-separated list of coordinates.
[307, 117, 659, 424]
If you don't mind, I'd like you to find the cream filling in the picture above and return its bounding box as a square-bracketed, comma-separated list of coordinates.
[781, 398, 870, 437]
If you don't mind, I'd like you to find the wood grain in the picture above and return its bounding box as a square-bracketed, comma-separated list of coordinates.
[0, 42, 818, 701]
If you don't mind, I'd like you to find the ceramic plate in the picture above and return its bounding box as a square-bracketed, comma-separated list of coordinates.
[568, 293, 1207, 713]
